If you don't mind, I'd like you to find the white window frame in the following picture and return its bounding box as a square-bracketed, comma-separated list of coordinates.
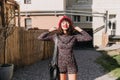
[25, 18, 32, 30]
[86, 16, 93, 22]
[111, 22, 116, 35]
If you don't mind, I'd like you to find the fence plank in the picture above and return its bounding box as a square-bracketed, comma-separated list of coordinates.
[0, 27, 54, 67]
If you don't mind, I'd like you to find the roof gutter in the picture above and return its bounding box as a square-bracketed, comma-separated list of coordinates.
[19, 10, 105, 17]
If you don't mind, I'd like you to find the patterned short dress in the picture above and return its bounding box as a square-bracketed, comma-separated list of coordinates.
[38, 30, 92, 74]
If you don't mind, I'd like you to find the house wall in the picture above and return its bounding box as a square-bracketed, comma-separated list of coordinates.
[66, 0, 77, 8]
[93, 16, 105, 47]
[15, 0, 120, 47]
[71, 0, 120, 47]
[93, 0, 120, 9]
[15, 0, 67, 29]
[15, 0, 65, 11]
[71, 0, 92, 10]
[116, 12, 120, 35]
[92, 0, 120, 46]
[92, 0, 120, 31]
[16, 16, 63, 29]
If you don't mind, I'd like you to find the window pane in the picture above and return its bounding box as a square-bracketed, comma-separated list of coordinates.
[86, 16, 89, 21]
[77, 16, 80, 22]
[112, 22, 116, 29]
[73, 16, 76, 22]
[86, 16, 92, 22]
[90, 16, 93, 21]
[73, 15, 80, 22]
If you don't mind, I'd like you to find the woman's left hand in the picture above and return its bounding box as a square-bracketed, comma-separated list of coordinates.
[74, 26, 83, 32]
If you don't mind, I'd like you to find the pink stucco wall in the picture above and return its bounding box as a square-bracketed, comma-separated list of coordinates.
[16, 16, 63, 29]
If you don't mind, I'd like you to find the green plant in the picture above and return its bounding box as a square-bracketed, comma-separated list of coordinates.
[116, 77, 120, 80]
[96, 51, 120, 78]
[96, 53, 119, 71]
[113, 55, 120, 65]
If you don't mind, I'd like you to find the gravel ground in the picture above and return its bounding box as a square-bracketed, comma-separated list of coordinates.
[12, 49, 116, 80]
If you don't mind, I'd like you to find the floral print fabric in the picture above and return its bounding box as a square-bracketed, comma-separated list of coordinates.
[38, 30, 92, 74]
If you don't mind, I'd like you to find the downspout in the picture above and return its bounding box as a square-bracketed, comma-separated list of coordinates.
[105, 11, 109, 33]
[102, 10, 109, 47]
[63, 0, 66, 15]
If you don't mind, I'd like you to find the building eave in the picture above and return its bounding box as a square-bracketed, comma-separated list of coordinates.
[18, 10, 105, 17]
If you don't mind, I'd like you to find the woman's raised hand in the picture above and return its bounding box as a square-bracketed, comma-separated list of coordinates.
[48, 27, 57, 32]
[74, 26, 83, 32]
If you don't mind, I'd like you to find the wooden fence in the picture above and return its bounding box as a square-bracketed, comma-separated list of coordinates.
[0, 27, 54, 67]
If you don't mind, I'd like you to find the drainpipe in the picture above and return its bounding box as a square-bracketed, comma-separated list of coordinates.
[103, 10, 109, 47]
[105, 11, 109, 33]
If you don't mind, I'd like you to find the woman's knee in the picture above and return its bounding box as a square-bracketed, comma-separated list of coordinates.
[68, 74, 77, 80]
[60, 73, 67, 80]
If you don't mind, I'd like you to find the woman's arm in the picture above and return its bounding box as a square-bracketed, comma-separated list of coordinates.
[37, 27, 57, 41]
[74, 26, 92, 42]
[38, 31, 51, 41]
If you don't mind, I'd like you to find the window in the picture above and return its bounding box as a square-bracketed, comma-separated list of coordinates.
[112, 22, 116, 29]
[25, 18, 32, 30]
[108, 21, 112, 29]
[73, 15, 81, 22]
[109, 15, 116, 19]
[111, 22, 116, 35]
[24, 0, 31, 4]
[86, 16, 92, 22]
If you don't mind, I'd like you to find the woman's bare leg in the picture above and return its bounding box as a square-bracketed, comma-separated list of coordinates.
[68, 74, 77, 80]
[60, 73, 67, 80]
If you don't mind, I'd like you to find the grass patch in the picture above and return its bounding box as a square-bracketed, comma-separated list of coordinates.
[113, 55, 120, 65]
[96, 51, 120, 79]
[111, 68, 120, 78]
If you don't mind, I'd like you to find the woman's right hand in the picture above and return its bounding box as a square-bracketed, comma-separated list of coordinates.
[48, 27, 57, 32]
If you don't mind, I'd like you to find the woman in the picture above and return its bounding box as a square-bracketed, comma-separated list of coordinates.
[38, 16, 92, 80]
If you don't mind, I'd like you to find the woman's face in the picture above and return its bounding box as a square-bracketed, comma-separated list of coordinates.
[61, 20, 70, 31]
